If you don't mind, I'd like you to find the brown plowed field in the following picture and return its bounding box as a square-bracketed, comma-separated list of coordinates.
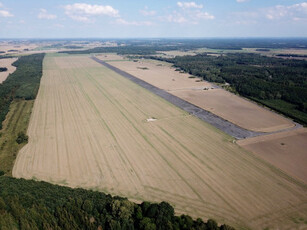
[0, 58, 17, 83]
[13, 54, 307, 229]
[238, 128, 307, 183]
[103, 55, 294, 133]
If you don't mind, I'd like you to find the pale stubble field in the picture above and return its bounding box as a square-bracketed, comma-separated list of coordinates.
[13, 54, 307, 229]
[0, 58, 18, 83]
[105, 56, 294, 133]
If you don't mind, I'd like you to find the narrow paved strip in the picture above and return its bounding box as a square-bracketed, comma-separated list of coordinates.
[91, 56, 263, 139]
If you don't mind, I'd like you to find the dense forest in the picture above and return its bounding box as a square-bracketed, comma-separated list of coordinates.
[149, 53, 307, 125]
[0, 53, 45, 129]
[0, 56, 14, 60]
[0, 176, 234, 230]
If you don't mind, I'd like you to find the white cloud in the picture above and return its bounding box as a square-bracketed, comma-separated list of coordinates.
[140, 9, 156, 16]
[265, 3, 307, 20]
[195, 11, 214, 20]
[64, 3, 119, 22]
[177, 2, 203, 9]
[165, 1, 213, 24]
[163, 8, 214, 24]
[236, 0, 249, 3]
[0, 10, 13, 17]
[115, 18, 153, 26]
[231, 2, 307, 24]
[165, 14, 187, 23]
[38, 9, 57, 20]
[72, 15, 90, 22]
[0, 2, 13, 17]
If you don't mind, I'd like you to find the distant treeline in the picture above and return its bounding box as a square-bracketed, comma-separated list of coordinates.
[255, 49, 270, 52]
[0, 53, 45, 129]
[150, 53, 307, 125]
[0, 176, 234, 230]
[102, 38, 307, 49]
[276, 54, 307, 58]
[63, 45, 84, 49]
[60, 38, 307, 55]
[43, 44, 84, 49]
[60, 46, 179, 55]
[0, 56, 14, 59]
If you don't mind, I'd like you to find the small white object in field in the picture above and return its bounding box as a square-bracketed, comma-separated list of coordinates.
[146, 118, 157, 122]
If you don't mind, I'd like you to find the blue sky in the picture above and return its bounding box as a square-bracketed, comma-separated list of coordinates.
[0, 0, 307, 38]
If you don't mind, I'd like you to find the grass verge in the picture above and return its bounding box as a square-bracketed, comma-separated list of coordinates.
[0, 99, 34, 176]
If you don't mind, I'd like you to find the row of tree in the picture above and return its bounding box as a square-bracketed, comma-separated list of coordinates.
[0, 176, 234, 230]
[0, 53, 45, 129]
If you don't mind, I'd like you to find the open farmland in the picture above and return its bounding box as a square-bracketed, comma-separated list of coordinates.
[238, 128, 307, 184]
[0, 41, 38, 54]
[103, 55, 295, 133]
[172, 89, 295, 133]
[243, 48, 307, 60]
[96, 53, 126, 61]
[0, 58, 18, 83]
[97, 55, 213, 91]
[13, 54, 307, 229]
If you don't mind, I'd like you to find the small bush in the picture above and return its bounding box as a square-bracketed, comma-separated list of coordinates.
[16, 132, 28, 144]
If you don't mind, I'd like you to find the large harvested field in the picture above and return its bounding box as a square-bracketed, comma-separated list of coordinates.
[172, 89, 294, 133]
[96, 53, 126, 61]
[0, 58, 18, 83]
[98, 55, 213, 91]
[13, 54, 307, 229]
[104, 55, 294, 132]
[238, 128, 307, 184]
